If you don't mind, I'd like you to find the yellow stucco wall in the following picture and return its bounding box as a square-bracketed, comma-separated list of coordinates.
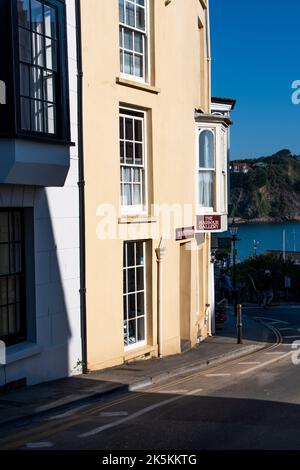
[81, 0, 212, 370]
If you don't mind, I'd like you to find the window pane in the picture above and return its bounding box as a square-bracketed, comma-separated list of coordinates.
[18, 0, 31, 28]
[137, 317, 145, 341]
[135, 242, 144, 265]
[13, 212, 21, 242]
[8, 305, 17, 335]
[31, 99, 44, 132]
[12, 244, 22, 272]
[135, 143, 143, 164]
[0, 245, 9, 275]
[44, 103, 56, 134]
[0, 278, 7, 306]
[134, 54, 143, 78]
[134, 32, 143, 53]
[128, 295, 136, 319]
[44, 71, 55, 102]
[137, 267, 144, 291]
[45, 38, 57, 71]
[124, 52, 133, 75]
[128, 320, 136, 344]
[137, 292, 145, 316]
[122, 184, 132, 205]
[120, 142, 124, 163]
[124, 29, 133, 51]
[44, 5, 57, 39]
[20, 64, 30, 96]
[127, 242, 135, 267]
[31, 0, 44, 34]
[15, 276, 20, 302]
[30, 66, 43, 100]
[136, 6, 145, 30]
[125, 142, 134, 164]
[134, 119, 142, 141]
[136, 0, 145, 6]
[123, 296, 127, 320]
[0, 307, 8, 337]
[121, 167, 131, 183]
[127, 268, 135, 293]
[133, 184, 141, 205]
[123, 268, 127, 293]
[119, 27, 124, 48]
[8, 277, 16, 304]
[119, 116, 124, 139]
[198, 170, 214, 207]
[9, 244, 15, 273]
[133, 168, 141, 182]
[19, 28, 32, 63]
[32, 32, 44, 66]
[125, 118, 133, 140]
[21, 98, 31, 130]
[119, 0, 125, 23]
[124, 320, 129, 346]
[199, 130, 214, 168]
[0, 213, 9, 243]
[125, 2, 135, 27]
[120, 50, 124, 73]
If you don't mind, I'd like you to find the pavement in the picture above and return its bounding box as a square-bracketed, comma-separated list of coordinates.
[0, 309, 274, 429]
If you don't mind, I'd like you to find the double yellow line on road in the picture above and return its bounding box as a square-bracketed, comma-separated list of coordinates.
[0, 320, 285, 450]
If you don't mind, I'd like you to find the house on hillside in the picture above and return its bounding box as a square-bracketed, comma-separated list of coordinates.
[231, 162, 251, 173]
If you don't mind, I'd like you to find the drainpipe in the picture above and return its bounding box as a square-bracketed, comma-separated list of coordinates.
[75, 0, 87, 374]
[155, 238, 166, 358]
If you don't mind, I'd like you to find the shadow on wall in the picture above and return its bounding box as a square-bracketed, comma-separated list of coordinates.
[0, 185, 80, 387]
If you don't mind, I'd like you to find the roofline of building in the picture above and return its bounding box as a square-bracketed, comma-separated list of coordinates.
[211, 96, 236, 110]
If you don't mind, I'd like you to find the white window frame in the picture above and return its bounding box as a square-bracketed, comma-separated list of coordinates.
[120, 107, 148, 215]
[123, 241, 147, 351]
[197, 128, 216, 212]
[119, 0, 149, 83]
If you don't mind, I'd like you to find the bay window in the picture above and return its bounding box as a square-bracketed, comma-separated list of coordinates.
[198, 129, 215, 208]
[18, 0, 58, 134]
[14, 0, 70, 140]
[119, 0, 148, 82]
[120, 108, 146, 213]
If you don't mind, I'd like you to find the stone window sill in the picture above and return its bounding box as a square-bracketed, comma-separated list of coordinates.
[118, 215, 157, 224]
[116, 77, 161, 95]
[3, 342, 42, 365]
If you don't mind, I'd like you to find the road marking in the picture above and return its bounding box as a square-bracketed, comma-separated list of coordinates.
[239, 352, 292, 375]
[79, 389, 201, 438]
[99, 411, 129, 417]
[205, 373, 231, 377]
[254, 317, 289, 325]
[238, 361, 260, 365]
[158, 389, 188, 394]
[278, 327, 295, 331]
[185, 388, 203, 395]
[26, 442, 54, 449]
[265, 351, 288, 355]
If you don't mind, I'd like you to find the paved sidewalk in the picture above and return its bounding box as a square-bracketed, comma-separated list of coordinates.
[0, 312, 273, 428]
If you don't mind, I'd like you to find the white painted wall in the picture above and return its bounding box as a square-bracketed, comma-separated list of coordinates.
[0, 0, 82, 386]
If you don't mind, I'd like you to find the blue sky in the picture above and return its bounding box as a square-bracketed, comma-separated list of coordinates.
[210, 0, 300, 160]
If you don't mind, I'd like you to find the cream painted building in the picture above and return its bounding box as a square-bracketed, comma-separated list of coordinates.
[78, 0, 231, 371]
